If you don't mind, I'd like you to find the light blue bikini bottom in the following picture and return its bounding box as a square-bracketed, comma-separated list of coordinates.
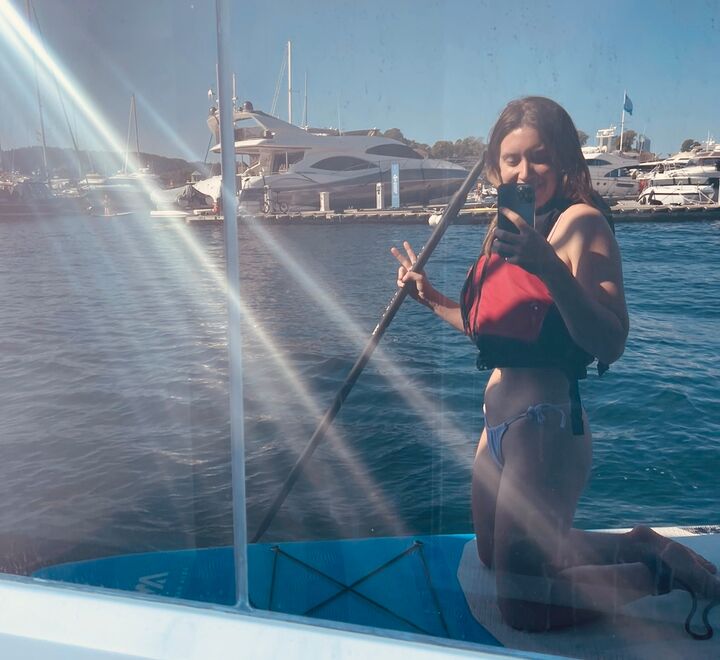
[484, 402, 570, 470]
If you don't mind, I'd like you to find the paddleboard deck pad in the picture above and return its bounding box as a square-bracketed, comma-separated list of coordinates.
[458, 527, 720, 659]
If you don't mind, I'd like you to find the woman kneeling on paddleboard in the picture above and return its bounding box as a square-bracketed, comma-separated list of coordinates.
[392, 96, 720, 631]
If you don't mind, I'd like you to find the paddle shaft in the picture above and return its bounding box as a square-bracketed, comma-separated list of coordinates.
[252, 155, 486, 543]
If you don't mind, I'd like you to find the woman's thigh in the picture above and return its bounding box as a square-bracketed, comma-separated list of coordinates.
[494, 413, 591, 552]
[471, 429, 502, 568]
[491, 414, 592, 618]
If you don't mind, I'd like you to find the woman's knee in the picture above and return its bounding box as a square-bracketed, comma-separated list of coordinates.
[495, 537, 555, 631]
[497, 595, 553, 632]
[475, 535, 493, 568]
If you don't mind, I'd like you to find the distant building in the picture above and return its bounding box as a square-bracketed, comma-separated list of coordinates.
[594, 126, 652, 154]
[637, 135, 651, 153]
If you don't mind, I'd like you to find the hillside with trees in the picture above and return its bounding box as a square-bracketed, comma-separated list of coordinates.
[0, 146, 208, 186]
[382, 127, 593, 164]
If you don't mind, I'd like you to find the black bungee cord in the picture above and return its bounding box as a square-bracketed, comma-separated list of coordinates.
[645, 546, 719, 640]
[676, 578, 720, 640]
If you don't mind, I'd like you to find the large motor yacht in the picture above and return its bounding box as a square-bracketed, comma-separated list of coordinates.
[201, 102, 468, 212]
[582, 148, 640, 200]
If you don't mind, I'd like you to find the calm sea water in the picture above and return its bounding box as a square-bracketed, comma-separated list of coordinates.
[0, 214, 718, 573]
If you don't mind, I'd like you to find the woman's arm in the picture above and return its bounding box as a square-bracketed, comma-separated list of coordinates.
[420, 289, 464, 331]
[493, 205, 629, 365]
[542, 208, 629, 364]
[391, 241, 465, 332]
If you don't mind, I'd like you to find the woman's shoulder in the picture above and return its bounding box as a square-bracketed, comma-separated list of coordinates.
[555, 201, 613, 241]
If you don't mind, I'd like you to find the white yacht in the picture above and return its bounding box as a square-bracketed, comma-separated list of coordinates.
[636, 147, 720, 205]
[203, 102, 468, 212]
[645, 153, 720, 185]
[634, 151, 695, 183]
[582, 147, 641, 200]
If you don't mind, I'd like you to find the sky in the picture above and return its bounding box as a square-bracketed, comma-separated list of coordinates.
[1, 0, 719, 163]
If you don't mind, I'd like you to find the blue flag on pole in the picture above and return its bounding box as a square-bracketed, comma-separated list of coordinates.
[623, 93, 633, 115]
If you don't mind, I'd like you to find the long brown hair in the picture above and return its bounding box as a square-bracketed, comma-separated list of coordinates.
[481, 96, 599, 254]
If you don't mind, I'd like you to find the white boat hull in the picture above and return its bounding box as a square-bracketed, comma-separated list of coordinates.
[638, 183, 718, 206]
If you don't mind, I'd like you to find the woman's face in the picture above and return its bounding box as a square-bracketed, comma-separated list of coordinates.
[497, 125, 558, 209]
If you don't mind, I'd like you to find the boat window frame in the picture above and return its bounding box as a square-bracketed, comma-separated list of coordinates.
[271, 150, 306, 173]
[585, 157, 612, 167]
[310, 155, 377, 171]
[365, 143, 424, 159]
[604, 167, 631, 178]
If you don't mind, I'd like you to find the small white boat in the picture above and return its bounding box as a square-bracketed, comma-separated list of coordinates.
[638, 180, 719, 205]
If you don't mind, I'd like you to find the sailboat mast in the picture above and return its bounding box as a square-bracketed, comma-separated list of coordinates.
[132, 94, 140, 161]
[123, 95, 134, 174]
[26, 0, 48, 182]
[619, 90, 626, 154]
[287, 40, 292, 124]
[303, 71, 308, 128]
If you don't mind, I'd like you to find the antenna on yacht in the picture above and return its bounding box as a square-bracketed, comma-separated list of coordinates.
[270, 51, 286, 117]
[302, 71, 308, 129]
[232, 73, 237, 111]
[252, 154, 487, 543]
[638, 124, 648, 160]
[287, 40, 292, 124]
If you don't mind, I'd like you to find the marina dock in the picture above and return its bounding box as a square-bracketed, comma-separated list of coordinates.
[177, 202, 720, 225]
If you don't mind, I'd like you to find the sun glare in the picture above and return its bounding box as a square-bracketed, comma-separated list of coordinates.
[0, 0, 473, 538]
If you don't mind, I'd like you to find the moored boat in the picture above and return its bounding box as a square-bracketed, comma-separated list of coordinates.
[0, 178, 80, 218]
[203, 102, 468, 213]
[582, 146, 640, 200]
[638, 180, 719, 205]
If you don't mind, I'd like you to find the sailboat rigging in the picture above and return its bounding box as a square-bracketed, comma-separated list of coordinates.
[122, 94, 140, 174]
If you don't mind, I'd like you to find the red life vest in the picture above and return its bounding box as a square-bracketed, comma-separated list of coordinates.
[463, 254, 553, 344]
[460, 201, 613, 434]
[461, 252, 595, 376]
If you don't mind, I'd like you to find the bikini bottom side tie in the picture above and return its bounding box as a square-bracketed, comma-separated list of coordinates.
[483, 403, 569, 470]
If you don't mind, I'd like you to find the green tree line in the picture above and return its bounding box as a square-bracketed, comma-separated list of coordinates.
[382, 128, 486, 160]
[383, 128, 593, 159]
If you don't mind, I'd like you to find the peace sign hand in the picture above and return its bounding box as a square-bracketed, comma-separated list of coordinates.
[390, 240, 436, 306]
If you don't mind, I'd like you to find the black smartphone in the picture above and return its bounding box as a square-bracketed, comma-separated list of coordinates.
[497, 183, 535, 233]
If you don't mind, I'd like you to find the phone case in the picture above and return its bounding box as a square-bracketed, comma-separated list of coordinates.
[497, 183, 535, 232]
